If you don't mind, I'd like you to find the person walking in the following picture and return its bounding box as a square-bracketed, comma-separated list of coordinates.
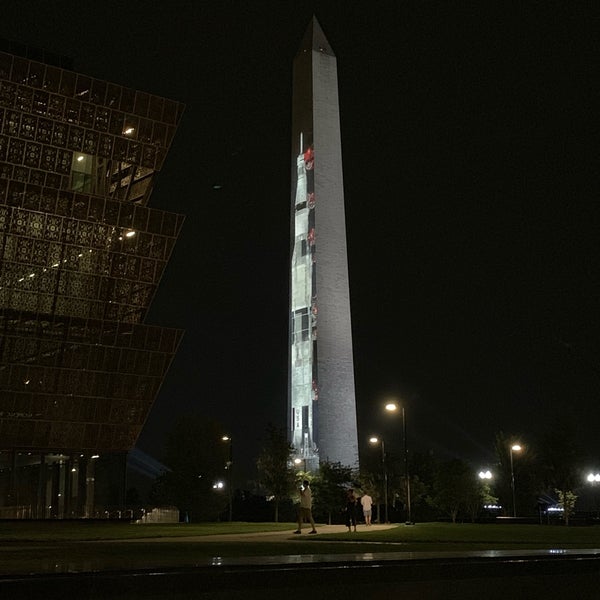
[294, 480, 317, 534]
[360, 492, 373, 526]
[345, 488, 358, 532]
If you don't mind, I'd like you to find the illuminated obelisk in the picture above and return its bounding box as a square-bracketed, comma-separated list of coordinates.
[288, 17, 358, 470]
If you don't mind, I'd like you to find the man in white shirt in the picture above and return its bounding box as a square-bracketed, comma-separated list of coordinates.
[360, 493, 373, 526]
[294, 480, 317, 534]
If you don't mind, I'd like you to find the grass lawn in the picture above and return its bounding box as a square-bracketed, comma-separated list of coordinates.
[2, 521, 600, 576]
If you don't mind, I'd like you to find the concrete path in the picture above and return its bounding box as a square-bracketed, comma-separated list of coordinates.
[117, 523, 396, 543]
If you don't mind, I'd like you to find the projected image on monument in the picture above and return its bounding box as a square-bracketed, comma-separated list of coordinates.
[290, 134, 318, 463]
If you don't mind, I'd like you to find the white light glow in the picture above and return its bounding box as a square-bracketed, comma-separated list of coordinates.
[125, 230, 136, 238]
[479, 470, 492, 479]
[385, 402, 398, 412]
[77, 155, 84, 162]
[511, 444, 522, 452]
[124, 127, 135, 135]
[369, 436, 379, 444]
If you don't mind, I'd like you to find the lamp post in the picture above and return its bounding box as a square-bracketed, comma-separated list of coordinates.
[478, 470, 493, 480]
[586, 473, 600, 518]
[369, 436, 388, 523]
[385, 401, 412, 524]
[294, 457, 307, 472]
[509, 443, 522, 518]
[222, 436, 233, 522]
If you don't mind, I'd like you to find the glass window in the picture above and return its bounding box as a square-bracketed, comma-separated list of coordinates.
[70, 152, 93, 193]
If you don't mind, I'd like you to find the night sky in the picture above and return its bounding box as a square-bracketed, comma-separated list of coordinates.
[2, 2, 597, 482]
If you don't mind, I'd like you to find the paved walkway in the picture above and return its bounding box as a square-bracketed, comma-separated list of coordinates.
[120, 523, 396, 543]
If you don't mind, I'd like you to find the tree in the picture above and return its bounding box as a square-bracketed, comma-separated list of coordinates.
[150, 415, 229, 521]
[538, 419, 582, 493]
[429, 458, 479, 523]
[463, 479, 498, 522]
[556, 489, 578, 526]
[256, 424, 295, 522]
[312, 461, 355, 524]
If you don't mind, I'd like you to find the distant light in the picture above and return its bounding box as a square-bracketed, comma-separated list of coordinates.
[77, 155, 85, 162]
[294, 458, 302, 465]
[29, 273, 35, 278]
[587, 473, 600, 483]
[222, 436, 230, 441]
[91, 454, 100, 459]
[369, 436, 379, 444]
[385, 402, 398, 412]
[213, 481, 225, 490]
[124, 230, 136, 238]
[479, 470, 492, 479]
[212, 184, 222, 190]
[511, 444, 522, 452]
[71, 468, 77, 472]
[124, 127, 135, 135]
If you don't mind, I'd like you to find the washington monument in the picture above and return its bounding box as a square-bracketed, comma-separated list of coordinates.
[288, 17, 358, 470]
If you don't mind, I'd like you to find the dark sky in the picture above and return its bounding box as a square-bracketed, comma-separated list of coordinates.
[2, 2, 597, 481]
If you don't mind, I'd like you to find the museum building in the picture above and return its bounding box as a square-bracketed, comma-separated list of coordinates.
[0, 43, 184, 518]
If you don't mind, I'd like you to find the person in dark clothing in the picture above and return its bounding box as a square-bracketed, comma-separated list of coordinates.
[345, 488, 358, 532]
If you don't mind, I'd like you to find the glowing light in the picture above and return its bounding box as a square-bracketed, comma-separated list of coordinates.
[479, 470, 492, 479]
[511, 444, 522, 452]
[369, 436, 379, 444]
[385, 402, 398, 412]
[91, 454, 100, 459]
[77, 155, 85, 162]
[222, 435, 230, 441]
[124, 127, 135, 135]
[213, 481, 225, 490]
[125, 230, 136, 238]
[587, 473, 600, 483]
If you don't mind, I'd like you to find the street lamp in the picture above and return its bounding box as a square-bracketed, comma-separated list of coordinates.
[509, 443, 522, 518]
[294, 457, 307, 472]
[369, 436, 388, 523]
[222, 435, 233, 522]
[385, 401, 412, 524]
[586, 473, 600, 519]
[478, 470, 493, 480]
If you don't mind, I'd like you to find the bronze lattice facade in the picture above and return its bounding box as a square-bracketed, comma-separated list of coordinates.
[0, 47, 184, 518]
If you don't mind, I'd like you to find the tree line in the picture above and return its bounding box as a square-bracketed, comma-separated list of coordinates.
[142, 415, 584, 524]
